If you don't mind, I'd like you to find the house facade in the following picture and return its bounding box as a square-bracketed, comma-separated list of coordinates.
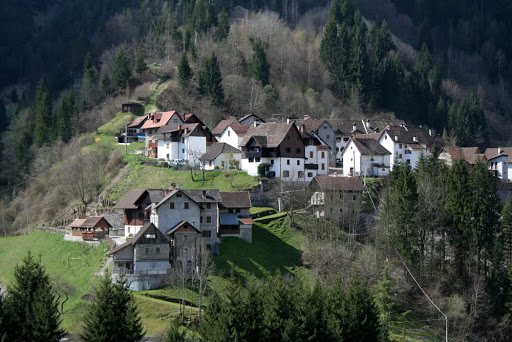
[310, 176, 366, 226]
[155, 123, 211, 165]
[68, 216, 112, 240]
[239, 122, 306, 181]
[294, 118, 336, 166]
[142, 111, 183, 158]
[200, 142, 242, 170]
[218, 124, 249, 149]
[342, 135, 391, 177]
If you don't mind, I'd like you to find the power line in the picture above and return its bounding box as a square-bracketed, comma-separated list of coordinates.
[364, 178, 449, 342]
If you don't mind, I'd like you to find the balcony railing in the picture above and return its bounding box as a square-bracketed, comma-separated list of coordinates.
[305, 163, 319, 170]
[244, 151, 262, 158]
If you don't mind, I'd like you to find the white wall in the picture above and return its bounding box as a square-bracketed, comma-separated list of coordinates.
[241, 157, 305, 181]
[342, 141, 361, 176]
[184, 136, 206, 166]
[152, 194, 201, 234]
[219, 127, 242, 149]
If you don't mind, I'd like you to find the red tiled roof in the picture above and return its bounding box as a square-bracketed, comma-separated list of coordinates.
[141, 111, 178, 130]
[229, 124, 250, 135]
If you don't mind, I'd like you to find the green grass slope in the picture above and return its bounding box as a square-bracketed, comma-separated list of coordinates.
[0, 231, 108, 332]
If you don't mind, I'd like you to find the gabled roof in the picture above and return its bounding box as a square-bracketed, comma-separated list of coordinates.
[109, 222, 168, 254]
[166, 220, 201, 235]
[238, 113, 265, 124]
[294, 119, 330, 133]
[220, 191, 252, 208]
[343, 135, 391, 156]
[226, 124, 250, 136]
[485, 147, 511, 162]
[239, 122, 298, 148]
[442, 147, 482, 164]
[81, 216, 112, 229]
[327, 119, 407, 135]
[69, 218, 86, 228]
[380, 125, 435, 146]
[200, 143, 241, 161]
[141, 111, 179, 130]
[212, 118, 239, 135]
[128, 116, 147, 128]
[182, 189, 222, 203]
[114, 189, 147, 209]
[312, 176, 366, 192]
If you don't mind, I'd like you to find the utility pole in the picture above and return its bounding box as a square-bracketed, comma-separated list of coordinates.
[125, 121, 128, 155]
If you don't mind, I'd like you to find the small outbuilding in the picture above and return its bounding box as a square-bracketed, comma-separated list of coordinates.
[69, 216, 112, 240]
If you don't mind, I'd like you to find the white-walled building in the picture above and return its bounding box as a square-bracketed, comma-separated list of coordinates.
[485, 148, 509, 181]
[342, 135, 391, 177]
[200, 142, 242, 170]
[141, 111, 183, 158]
[378, 125, 437, 170]
[218, 124, 250, 149]
[239, 122, 306, 181]
[294, 118, 336, 166]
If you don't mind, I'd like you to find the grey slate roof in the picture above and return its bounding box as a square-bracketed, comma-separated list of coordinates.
[114, 189, 147, 209]
[349, 136, 391, 156]
[382, 126, 435, 146]
[220, 191, 252, 208]
[239, 122, 295, 148]
[200, 143, 241, 162]
[109, 222, 166, 254]
[212, 118, 239, 135]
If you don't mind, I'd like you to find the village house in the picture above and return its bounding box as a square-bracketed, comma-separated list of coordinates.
[310, 176, 366, 226]
[154, 123, 214, 165]
[238, 113, 265, 126]
[342, 134, 391, 177]
[378, 125, 437, 170]
[211, 117, 240, 138]
[142, 111, 183, 158]
[439, 146, 483, 168]
[239, 121, 306, 181]
[218, 124, 250, 149]
[218, 192, 253, 243]
[298, 126, 330, 182]
[200, 142, 242, 170]
[294, 116, 336, 166]
[328, 119, 406, 162]
[68, 216, 112, 240]
[109, 222, 170, 291]
[485, 148, 509, 180]
[121, 102, 145, 115]
[117, 115, 148, 143]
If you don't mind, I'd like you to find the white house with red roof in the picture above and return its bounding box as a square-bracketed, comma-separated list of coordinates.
[141, 111, 183, 157]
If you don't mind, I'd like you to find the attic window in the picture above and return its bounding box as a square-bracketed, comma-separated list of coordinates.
[177, 193, 182, 197]
[146, 234, 156, 239]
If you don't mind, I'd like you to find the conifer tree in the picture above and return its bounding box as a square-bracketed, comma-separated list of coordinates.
[0, 99, 7, 132]
[113, 48, 132, 93]
[135, 51, 147, 74]
[165, 317, 186, 342]
[33, 78, 53, 147]
[249, 38, 271, 86]
[82, 272, 145, 342]
[178, 53, 193, 87]
[381, 53, 405, 111]
[502, 197, 512, 267]
[319, 9, 340, 69]
[349, 24, 370, 102]
[2, 252, 63, 342]
[199, 52, 224, 106]
[57, 90, 77, 143]
[217, 8, 230, 40]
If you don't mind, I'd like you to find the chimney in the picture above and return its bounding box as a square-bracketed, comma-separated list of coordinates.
[352, 123, 357, 132]
[164, 189, 170, 196]
[499, 147, 503, 154]
[184, 128, 189, 134]
[300, 124, 304, 133]
[413, 136, 417, 143]
[395, 136, 398, 141]
[366, 119, 370, 129]
[178, 124, 182, 130]
[202, 190, 207, 199]
[253, 120, 258, 127]
[287, 116, 291, 124]
[304, 114, 310, 120]
[429, 128, 432, 136]
[171, 183, 176, 190]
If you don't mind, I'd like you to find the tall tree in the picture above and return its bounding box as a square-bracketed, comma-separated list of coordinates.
[199, 52, 224, 106]
[113, 48, 132, 93]
[82, 272, 145, 342]
[2, 252, 63, 342]
[178, 52, 193, 87]
[249, 38, 271, 86]
[217, 7, 230, 40]
[57, 90, 77, 143]
[502, 197, 512, 268]
[0, 99, 7, 132]
[135, 50, 147, 74]
[349, 24, 370, 102]
[33, 78, 53, 147]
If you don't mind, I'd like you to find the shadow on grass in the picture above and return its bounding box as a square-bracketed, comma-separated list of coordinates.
[214, 218, 302, 279]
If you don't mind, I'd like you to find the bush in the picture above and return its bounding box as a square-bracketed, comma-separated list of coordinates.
[257, 163, 265, 177]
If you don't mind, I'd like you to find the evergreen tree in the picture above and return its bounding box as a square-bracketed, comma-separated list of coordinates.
[373, 265, 395, 336]
[502, 197, 512, 268]
[319, 7, 340, 69]
[135, 51, 147, 74]
[217, 8, 230, 40]
[113, 48, 132, 93]
[349, 24, 370, 102]
[165, 317, 186, 342]
[249, 38, 271, 86]
[82, 272, 145, 342]
[381, 53, 405, 111]
[57, 90, 77, 143]
[0, 99, 7, 132]
[199, 52, 224, 106]
[371, 20, 395, 65]
[178, 53, 193, 87]
[33, 78, 53, 147]
[190, 0, 217, 34]
[2, 252, 63, 342]
[10, 87, 18, 103]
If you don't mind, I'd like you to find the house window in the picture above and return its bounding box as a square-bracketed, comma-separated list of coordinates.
[399, 144, 402, 148]
[296, 148, 301, 153]
[385, 135, 387, 139]
[287, 159, 290, 165]
[202, 230, 212, 237]
[209, 161, 212, 166]
[286, 147, 291, 153]
[207, 216, 212, 223]
[184, 202, 189, 209]
[177, 193, 182, 197]
[145, 247, 149, 255]
[221, 161, 225, 167]
[200, 216, 203, 223]
[310, 151, 313, 158]
[156, 247, 161, 254]
[399, 154, 402, 158]
[353, 195, 356, 200]
[182, 149, 185, 153]
[255, 157, 261, 162]
[321, 152, 325, 158]
[287, 136, 290, 140]
[170, 202, 175, 209]
[206, 244, 212, 251]
[283, 170, 290, 177]
[207, 203, 211, 209]
[297, 160, 300, 165]
[183, 235, 188, 241]
[166, 153, 170, 159]
[321, 164, 325, 170]
[326, 134, 330, 139]
[307, 172, 313, 177]
[270, 160, 274, 165]
[182, 138, 185, 143]
[344, 137, 349, 141]
[406, 159, 411, 165]
[324, 125, 327, 129]
[228, 130, 231, 136]
[236, 209, 241, 213]
[249, 157, 254, 163]
[298, 171, 304, 178]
